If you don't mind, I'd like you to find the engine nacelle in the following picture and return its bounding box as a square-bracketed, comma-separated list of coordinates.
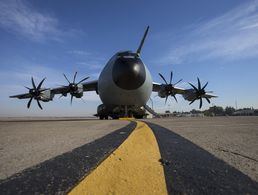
[71, 83, 84, 98]
[158, 85, 167, 98]
[39, 89, 54, 102]
[157, 84, 177, 98]
[182, 89, 197, 101]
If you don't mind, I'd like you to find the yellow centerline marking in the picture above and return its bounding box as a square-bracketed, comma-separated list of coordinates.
[69, 120, 168, 195]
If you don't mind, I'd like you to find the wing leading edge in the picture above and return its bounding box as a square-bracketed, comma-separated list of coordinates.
[10, 79, 98, 101]
[152, 76, 217, 109]
[50, 80, 98, 95]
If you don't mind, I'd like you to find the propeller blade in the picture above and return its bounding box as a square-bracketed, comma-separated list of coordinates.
[159, 73, 168, 84]
[78, 76, 89, 84]
[188, 78, 212, 108]
[70, 95, 74, 105]
[188, 82, 198, 92]
[197, 77, 201, 90]
[172, 95, 178, 102]
[205, 97, 211, 104]
[27, 97, 33, 108]
[189, 98, 196, 105]
[31, 77, 36, 90]
[169, 71, 173, 85]
[165, 96, 168, 104]
[199, 98, 203, 109]
[73, 72, 77, 83]
[37, 77, 46, 90]
[174, 79, 183, 86]
[37, 99, 43, 110]
[202, 82, 208, 91]
[63, 74, 70, 84]
[24, 86, 30, 90]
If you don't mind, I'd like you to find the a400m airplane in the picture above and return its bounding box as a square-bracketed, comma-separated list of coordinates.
[10, 26, 217, 119]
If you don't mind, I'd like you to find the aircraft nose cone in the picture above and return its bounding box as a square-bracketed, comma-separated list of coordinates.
[112, 57, 146, 90]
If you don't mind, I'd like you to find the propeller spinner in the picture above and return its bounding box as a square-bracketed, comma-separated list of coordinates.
[159, 71, 182, 104]
[188, 77, 211, 109]
[62, 72, 89, 105]
[25, 77, 46, 109]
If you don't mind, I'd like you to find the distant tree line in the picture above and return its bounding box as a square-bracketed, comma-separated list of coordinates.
[203, 106, 233, 116]
[168, 106, 258, 116]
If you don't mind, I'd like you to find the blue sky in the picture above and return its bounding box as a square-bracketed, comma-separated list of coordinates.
[0, 0, 258, 116]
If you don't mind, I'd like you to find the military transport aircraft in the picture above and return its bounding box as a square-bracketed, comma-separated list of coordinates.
[10, 26, 217, 119]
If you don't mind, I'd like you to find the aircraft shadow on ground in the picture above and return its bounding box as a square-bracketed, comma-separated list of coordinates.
[147, 122, 258, 195]
[0, 122, 136, 195]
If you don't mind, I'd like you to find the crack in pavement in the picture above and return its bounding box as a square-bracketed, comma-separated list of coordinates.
[217, 147, 258, 163]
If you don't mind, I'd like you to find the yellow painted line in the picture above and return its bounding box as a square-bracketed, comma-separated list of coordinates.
[69, 120, 168, 195]
[119, 117, 135, 120]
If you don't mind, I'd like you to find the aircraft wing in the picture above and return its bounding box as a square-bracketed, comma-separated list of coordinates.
[10, 93, 33, 99]
[152, 79, 217, 109]
[10, 80, 98, 100]
[152, 82, 218, 97]
[202, 93, 218, 99]
[51, 80, 98, 95]
[152, 82, 186, 94]
[9, 77, 98, 109]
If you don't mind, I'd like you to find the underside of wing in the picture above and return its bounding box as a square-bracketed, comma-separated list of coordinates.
[152, 82, 186, 94]
[10, 93, 32, 99]
[152, 73, 218, 108]
[9, 76, 98, 109]
[51, 80, 98, 95]
[203, 93, 218, 98]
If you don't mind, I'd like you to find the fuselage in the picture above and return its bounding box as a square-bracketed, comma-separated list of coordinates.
[98, 51, 153, 107]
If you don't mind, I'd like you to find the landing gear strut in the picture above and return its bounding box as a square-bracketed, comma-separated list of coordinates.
[124, 105, 128, 117]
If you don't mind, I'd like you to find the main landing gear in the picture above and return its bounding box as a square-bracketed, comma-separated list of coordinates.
[99, 115, 108, 120]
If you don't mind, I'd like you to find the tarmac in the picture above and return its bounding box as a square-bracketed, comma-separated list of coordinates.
[0, 118, 129, 180]
[144, 116, 258, 182]
[0, 116, 257, 194]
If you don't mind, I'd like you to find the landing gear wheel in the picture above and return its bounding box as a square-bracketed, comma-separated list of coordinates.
[100, 116, 104, 120]
[111, 115, 119, 119]
[105, 116, 108, 120]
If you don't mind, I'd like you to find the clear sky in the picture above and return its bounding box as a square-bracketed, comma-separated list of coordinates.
[0, 0, 258, 117]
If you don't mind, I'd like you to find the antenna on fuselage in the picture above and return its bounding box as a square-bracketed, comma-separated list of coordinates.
[136, 26, 149, 55]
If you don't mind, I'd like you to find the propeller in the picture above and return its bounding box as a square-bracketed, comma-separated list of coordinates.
[159, 71, 182, 104]
[25, 77, 46, 109]
[62, 72, 89, 105]
[188, 77, 211, 109]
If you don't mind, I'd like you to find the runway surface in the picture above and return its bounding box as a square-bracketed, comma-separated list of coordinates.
[0, 116, 258, 194]
[144, 116, 258, 183]
[144, 117, 258, 194]
[0, 119, 129, 180]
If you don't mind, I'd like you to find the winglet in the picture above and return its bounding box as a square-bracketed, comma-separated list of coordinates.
[136, 26, 149, 55]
